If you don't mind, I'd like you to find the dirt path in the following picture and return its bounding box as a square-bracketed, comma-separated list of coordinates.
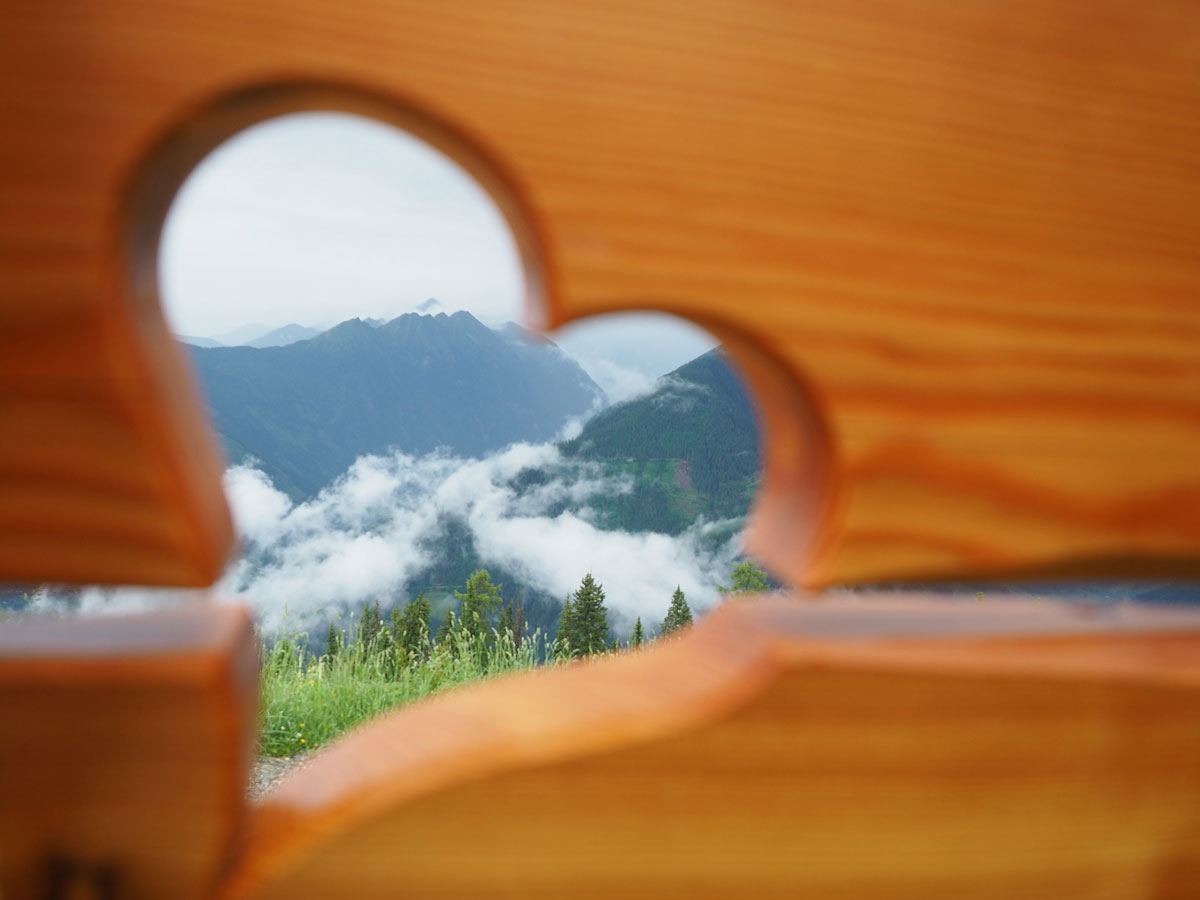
[248, 754, 310, 801]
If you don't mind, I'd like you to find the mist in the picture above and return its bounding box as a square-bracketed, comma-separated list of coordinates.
[61, 441, 746, 637]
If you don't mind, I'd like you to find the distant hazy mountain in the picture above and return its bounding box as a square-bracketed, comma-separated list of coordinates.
[247, 323, 322, 348]
[553, 313, 719, 402]
[179, 335, 224, 348]
[213, 322, 272, 346]
[190, 312, 603, 497]
[560, 349, 760, 534]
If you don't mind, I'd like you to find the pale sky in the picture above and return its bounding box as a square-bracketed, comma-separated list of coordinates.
[159, 111, 715, 395]
[160, 112, 525, 338]
[50, 113, 744, 618]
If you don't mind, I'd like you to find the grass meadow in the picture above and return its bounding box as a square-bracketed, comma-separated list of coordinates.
[259, 625, 559, 756]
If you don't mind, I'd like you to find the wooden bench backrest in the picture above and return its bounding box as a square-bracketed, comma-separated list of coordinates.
[4, 0, 1200, 589]
[2, 2, 1200, 898]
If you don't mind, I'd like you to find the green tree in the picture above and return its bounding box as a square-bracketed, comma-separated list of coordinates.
[439, 570, 504, 662]
[557, 573, 610, 657]
[437, 609, 460, 648]
[392, 593, 432, 661]
[325, 621, 342, 659]
[661, 586, 693, 634]
[372, 624, 398, 677]
[718, 561, 770, 596]
[357, 600, 383, 649]
[631, 617, 644, 648]
[557, 593, 576, 656]
[455, 570, 503, 642]
[498, 596, 526, 649]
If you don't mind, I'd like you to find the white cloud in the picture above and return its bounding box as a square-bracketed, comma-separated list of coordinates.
[225, 465, 292, 546]
[574, 359, 658, 404]
[552, 313, 718, 402]
[59, 442, 746, 635]
[160, 112, 524, 338]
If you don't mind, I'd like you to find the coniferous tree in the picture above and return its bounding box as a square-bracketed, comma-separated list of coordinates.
[556, 593, 576, 657]
[390, 606, 404, 655]
[558, 574, 610, 657]
[661, 586, 694, 634]
[372, 624, 398, 676]
[358, 600, 383, 649]
[718, 561, 770, 596]
[456, 570, 503, 643]
[498, 596, 526, 649]
[437, 609, 459, 648]
[631, 617, 644, 648]
[393, 593, 432, 661]
[438, 571, 503, 663]
[498, 601, 513, 645]
[325, 622, 341, 659]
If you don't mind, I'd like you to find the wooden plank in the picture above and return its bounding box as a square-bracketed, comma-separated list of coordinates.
[219, 597, 1200, 900]
[3, 0, 1200, 585]
[0, 606, 259, 900]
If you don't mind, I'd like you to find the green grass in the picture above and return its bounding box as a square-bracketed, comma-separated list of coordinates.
[259, 627, 558, 757]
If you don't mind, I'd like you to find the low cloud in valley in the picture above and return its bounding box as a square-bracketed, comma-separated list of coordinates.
[58, 442, 746, 636]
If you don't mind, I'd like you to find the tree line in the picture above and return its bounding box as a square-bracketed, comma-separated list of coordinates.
[323, 560, 771, 670]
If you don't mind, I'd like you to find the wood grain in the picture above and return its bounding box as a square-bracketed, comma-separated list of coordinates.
[0, 606, 259, 900]
[219, 597, 1200, 900]
[3, 0, 1200, 586]
[4, 6, 1200, 898]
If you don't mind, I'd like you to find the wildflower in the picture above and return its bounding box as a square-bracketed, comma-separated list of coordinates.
[300, 738, 306, 743]
[299, 723, 305, 728]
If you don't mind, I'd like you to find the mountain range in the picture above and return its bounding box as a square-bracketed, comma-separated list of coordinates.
[382, 346, 763, 636]
[180, 320, 381, 350]
[188, 312, 603, 497]
[8, 314, 1197, 618]
[245, 323, 323, 348]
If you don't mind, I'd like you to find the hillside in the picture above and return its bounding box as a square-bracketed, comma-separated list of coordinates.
[179, 335, 223, 348]
[189, 312, 602, 497]
[560, 349, 761, 534]
[400, 349, 762, 636]
[246, 323, 322, 348]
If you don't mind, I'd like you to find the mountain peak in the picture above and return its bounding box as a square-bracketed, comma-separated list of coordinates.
[324, 317, 373, 333]
[190, 310, 603, 497]
[248, 322, 321, 348]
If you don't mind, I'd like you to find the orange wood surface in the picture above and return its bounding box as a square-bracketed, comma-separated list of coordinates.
[3, 3, 1200, 899]
[0, 606, 259, 900]
[3, 1, 1200, 587]
[221, 597, 1200, 900]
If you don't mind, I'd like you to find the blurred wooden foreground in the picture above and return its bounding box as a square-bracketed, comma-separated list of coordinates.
[2, 598, 1199, 900]
[2, 0, 1200, 897]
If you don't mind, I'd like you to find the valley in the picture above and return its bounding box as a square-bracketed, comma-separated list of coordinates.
[186, 312, 764, 644]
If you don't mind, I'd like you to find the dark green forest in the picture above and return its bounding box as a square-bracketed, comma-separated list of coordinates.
[561, 349, 761, 534]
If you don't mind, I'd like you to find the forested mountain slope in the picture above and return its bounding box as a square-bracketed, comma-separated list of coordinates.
[560, 349, 761, 534]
